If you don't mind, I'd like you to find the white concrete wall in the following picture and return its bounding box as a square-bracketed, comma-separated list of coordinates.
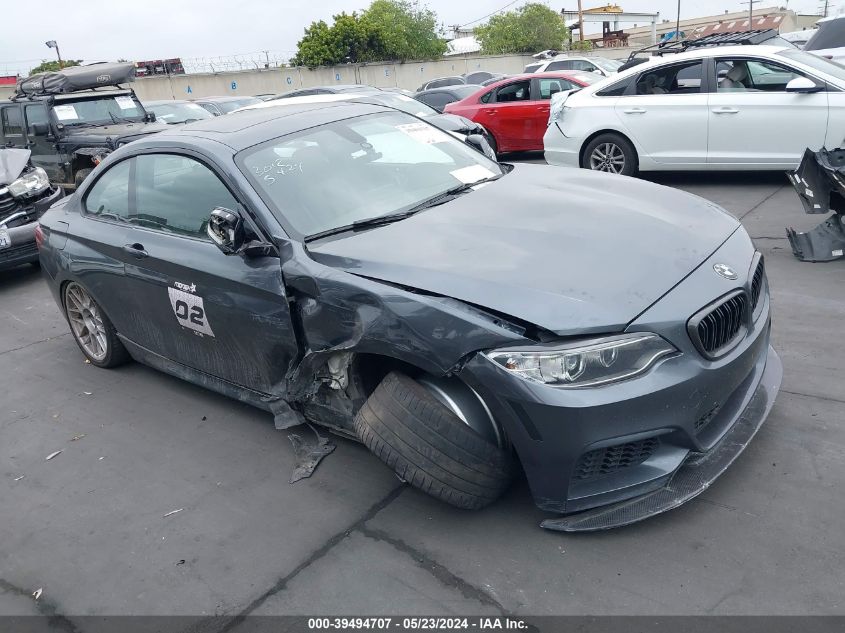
[1, 50, 640, 103]
[129, 54, 543, 101]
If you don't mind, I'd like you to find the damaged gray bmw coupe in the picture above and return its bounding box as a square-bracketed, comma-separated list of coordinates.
[36, 102, 782, 531]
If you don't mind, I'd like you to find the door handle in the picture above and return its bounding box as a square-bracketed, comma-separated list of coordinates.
[484, 109, 497, 115]
[712, 107, 739, 114]
[123, 243, 149, 259]
[623, 107, 647, 114]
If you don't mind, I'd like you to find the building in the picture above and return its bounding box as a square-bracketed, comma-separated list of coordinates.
[621, 7, 820, 47]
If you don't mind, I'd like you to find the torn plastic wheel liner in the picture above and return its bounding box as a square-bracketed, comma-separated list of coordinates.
[786, 147, 845, 262]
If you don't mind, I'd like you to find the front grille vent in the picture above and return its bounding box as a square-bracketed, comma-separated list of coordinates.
[573, 438, 660, 481]
[690, 292, 747, 358]
[750, 258, 765, 311]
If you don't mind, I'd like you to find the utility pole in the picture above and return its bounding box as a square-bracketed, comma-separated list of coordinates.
[45, 40, 63, 69]
[740, 0, 761, 27]
[577, 0, 584, 42]
[676, 0, 681, 41]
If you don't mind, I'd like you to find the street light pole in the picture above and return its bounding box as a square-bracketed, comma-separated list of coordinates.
[45, 40, 63, 69]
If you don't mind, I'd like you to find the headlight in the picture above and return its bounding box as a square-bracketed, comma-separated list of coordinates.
[8, 167, 50, 199]
[483, 333, 677, 388]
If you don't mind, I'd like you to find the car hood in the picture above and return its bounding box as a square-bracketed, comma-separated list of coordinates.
[0, 148, 30, 185]
[308, 165, 740, 335]
[63, 121, 169, 142]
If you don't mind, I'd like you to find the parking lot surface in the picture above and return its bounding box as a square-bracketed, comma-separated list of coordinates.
[1, 165, 844, 622]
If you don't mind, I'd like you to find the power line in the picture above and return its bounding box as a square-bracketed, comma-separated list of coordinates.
[460, 0, 524, 27]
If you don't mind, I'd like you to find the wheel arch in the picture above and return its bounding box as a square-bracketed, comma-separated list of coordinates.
[578, 128, 638, 168]
[347, 352, 508, 449]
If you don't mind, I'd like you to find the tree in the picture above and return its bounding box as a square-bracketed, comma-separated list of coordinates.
[361, 0, 446, 61]
[476, 3, 569, 55]
[28, 59, 82, 75]
[291, 0, 445, 68]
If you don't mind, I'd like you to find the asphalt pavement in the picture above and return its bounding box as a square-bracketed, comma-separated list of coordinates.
[1, 163, 844, 624]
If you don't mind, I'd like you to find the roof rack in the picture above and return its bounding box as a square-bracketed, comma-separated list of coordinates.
[624, 29, 780, 63]
[12, 62, 135, 100]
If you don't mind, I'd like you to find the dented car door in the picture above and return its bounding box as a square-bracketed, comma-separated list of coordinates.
[83, 151, 298, 393]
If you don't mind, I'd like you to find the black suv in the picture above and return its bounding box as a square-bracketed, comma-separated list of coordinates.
[2, 62, 168, 189]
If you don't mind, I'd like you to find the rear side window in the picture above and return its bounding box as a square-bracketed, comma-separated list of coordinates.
[494, 80, 531, 102]
[134, 154, 237, 238]
[545, 60, 574, 71]
[524, 63, 542, 73]
[596, 77, 633, 96]
[1, 106, 23, 137]
[479, 90, 493, 104]
[635, 61, 703, 95]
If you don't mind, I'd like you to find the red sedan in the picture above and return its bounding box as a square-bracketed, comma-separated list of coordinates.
[444, 71, 602, 153]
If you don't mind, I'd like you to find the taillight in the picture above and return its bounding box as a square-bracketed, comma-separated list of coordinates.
[34, 224, 45, 249]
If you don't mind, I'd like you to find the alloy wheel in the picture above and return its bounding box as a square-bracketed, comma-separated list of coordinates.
[589, 143, 626, 174]
[65, 282, 108, 361]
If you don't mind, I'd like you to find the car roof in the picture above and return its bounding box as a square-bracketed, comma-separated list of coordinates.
[575, 44, 797, 95]
[140, 101, 388, 152]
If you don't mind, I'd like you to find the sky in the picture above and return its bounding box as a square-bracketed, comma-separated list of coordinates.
[0, 0, 829, 76]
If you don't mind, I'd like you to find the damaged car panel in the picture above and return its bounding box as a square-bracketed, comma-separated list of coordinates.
[0, 148, 63, 270]
[37, 102, 781, 529]
[786, 147, 845, 261]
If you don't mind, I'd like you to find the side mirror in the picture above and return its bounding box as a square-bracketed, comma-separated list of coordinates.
[144, 111, 157, 123]
[592, 69, 603, 75]
[786, 76, 822, 93]
[465, 133, 497, 160]
[30, 122, 49, 136]
[207, 207, 245, 254]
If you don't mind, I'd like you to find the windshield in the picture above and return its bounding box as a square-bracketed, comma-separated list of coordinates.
[805, 17, 845, 51]
[147, 102, 213, 124]
[239, 111, 504, 239]
[216, 97, 262, 114]
[591, 57, 623, 72]
[51, 95, 145, 125]
[777, 49, 845, 82]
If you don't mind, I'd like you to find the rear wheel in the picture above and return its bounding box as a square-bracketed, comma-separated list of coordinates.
[354, 371, 513, 510]
[63, 281, 130, 368]
[582, 133, 638, 177]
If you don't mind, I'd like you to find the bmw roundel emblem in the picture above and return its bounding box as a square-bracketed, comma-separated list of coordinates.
[713, 263, 738, 280]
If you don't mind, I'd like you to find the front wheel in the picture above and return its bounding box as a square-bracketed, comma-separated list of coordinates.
[354, 371, 513, 510]
[63, 281, 130, 368]
[582, 133, 638, 177]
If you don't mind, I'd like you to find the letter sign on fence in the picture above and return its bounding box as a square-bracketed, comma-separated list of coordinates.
[231, 81, 237, 90]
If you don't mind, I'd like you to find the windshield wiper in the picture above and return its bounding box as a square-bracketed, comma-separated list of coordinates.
[303, 174, 503, 243]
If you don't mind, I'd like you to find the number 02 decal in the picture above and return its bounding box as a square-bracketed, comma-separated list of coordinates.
[167, 287, 215, 337]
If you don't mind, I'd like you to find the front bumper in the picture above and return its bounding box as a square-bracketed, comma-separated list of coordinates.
[542, 344, 781, 531]
[0, 186, 63, 269]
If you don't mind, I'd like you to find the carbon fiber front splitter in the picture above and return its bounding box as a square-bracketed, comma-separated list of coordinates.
[541, 346, 783, 532]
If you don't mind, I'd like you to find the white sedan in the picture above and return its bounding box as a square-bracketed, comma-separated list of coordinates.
[544, 45, 845, 175]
